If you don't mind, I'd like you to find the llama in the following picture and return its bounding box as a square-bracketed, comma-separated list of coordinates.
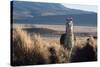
[60, 17, 74, 61]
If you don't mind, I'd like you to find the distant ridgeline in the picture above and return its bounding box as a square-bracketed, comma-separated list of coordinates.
[12, 1, 97, 26]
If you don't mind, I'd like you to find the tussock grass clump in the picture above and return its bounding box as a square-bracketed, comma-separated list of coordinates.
[12, 27, 35, 65]
[71, 36, 97, 62]
[12, 28, 68, 66]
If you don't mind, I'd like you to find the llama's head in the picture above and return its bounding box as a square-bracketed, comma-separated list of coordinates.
[66, 17, 73, 32]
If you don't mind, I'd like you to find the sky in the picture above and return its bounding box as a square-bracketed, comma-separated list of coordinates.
[12, 0, 97, 12]
[62, 4, 97, 12]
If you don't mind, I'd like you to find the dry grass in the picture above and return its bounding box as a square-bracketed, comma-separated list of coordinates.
[12, 28, 68, 66]
[74, 36, 97, 49]
[12, 27, 97, 66]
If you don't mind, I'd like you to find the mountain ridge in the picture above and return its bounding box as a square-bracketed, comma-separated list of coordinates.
[12, 1, 97, 26]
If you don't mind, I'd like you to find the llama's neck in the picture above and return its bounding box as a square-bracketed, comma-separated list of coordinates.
[65, 21, 74, 50]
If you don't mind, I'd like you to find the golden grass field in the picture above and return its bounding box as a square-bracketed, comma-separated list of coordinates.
[12, 25, 97, 66]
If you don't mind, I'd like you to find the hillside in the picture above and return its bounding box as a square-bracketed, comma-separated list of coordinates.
[11, 1, 97, 26]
